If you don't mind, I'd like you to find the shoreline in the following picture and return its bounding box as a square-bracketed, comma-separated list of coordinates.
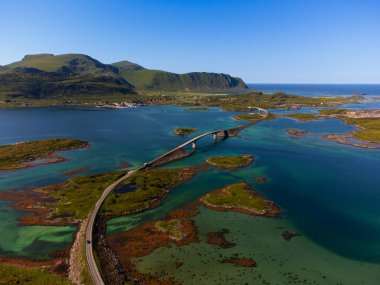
[0, 140, 89, 172]
[199, 183, 281, 218]
[282, 113, 380, 149]
[324, 133, 380, 149]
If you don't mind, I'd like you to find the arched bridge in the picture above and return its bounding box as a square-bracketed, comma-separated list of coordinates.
[144, 106, 268, 168]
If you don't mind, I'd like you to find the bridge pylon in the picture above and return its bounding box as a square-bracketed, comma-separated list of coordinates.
[191, 142, 196, 149]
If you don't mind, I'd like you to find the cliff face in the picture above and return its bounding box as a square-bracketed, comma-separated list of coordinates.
[118, 69, 247, 91]
[179, 72, 247, 91]
[0, 53, 248, 99]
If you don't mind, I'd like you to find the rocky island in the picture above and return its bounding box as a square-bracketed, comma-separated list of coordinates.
[200, 182, 280, 217]
[206, 155, 254, 169]
[287, 129, 307, 137]
[172, 127, 198, 136]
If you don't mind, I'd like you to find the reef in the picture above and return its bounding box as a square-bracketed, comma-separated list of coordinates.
[282, 231, 301, 241]
[252, 177, 269, 183]
[221, 256, 257, 267]
[105, 204, 199, 284]
[207, 229, 235, 248]
[287, 129, 307, 138]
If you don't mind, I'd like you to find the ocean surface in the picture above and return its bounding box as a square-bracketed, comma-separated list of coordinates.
[0, 105, 379, 284]
[248, 83, 380, 97]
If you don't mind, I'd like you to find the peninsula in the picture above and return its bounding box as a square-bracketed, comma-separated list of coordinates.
[0, 138, 88, 170]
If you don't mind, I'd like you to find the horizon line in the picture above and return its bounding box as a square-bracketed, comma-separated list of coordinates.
[248, 83, 380, 85]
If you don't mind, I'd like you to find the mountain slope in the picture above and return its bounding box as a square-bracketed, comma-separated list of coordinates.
[0, 67, 134, 99]
[112, 61, 145, 71]
[0, 54, 134, 99]
[7, 54, 118, 75]
[0, 53, 248, 100]
[116, 68, 247, 91]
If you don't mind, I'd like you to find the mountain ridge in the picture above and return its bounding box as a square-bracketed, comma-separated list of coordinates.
[0, 53, 248, 99]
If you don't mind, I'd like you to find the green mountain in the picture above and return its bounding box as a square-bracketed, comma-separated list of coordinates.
[0, 54, 133, 99]
[0, 53, 248, 100]
[112, 60, 145, 71]
[6, 53, 119, 74]
[113, 61, 247, 91]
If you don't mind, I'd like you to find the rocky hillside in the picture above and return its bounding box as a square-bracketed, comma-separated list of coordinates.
[0, 54, 248, 99]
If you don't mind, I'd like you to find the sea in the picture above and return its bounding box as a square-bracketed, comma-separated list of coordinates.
[0, 87, 379, 284]
[248, 83, 380, 98]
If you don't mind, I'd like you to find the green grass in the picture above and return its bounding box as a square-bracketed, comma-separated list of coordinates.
[120, 69, 183, 90]
[283, 113, 321, 121]
[319, 108, 348, 115]
[173, 127, 198, 136]
[343, 117, 380, 143]
[101, 169, 183, 215]
[156, 219, 182, 240]
[0, 84, 360, 111]
[0, 138, 87, 170]
[206, 155, 253, 169]
[233, 113, 262, 121]
[7, 53, 104, 73]
[202, 182, 268, 212]
[45, 172, 125, 220]
[199, 92, 359, 111]
[0, 264, 72, 285]
[312, 109, 380, 143]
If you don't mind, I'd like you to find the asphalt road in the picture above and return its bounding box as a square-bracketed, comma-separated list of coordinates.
[85, 170, 137, 285]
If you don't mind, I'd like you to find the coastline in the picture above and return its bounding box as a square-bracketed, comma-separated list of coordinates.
[324, 133, 380, 149]
[0, 140, 89, 171]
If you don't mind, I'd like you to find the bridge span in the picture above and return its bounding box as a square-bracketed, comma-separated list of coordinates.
[86, 106, 268, 285]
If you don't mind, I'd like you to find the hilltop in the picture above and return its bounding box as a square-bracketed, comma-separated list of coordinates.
[0, 53, 248, 101]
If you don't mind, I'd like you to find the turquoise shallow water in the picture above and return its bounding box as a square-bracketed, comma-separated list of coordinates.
[0, 202, 75, 258]
[134, 207, 380, 285]
[0, 105, 380, 283]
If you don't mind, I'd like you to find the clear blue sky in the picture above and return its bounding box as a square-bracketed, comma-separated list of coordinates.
[1, 0, 379, 83]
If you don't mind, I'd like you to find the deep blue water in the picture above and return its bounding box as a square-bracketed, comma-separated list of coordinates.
[248, 83, 380, 97]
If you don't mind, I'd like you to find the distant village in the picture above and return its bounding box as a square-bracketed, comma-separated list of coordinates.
[96, 101, 145, 109]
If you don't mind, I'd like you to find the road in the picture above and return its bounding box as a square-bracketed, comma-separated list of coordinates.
[85, 169, 140, 285]
[85, 106, 267, 285]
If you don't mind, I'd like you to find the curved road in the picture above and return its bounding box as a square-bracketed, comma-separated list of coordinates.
[85, 169, 139, 285]
[85, 106, 267, 285]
